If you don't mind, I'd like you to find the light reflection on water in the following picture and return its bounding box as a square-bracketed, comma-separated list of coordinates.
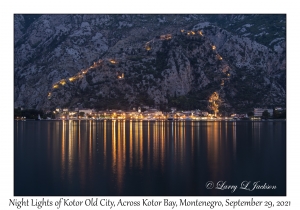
[14, 120, 286, 196]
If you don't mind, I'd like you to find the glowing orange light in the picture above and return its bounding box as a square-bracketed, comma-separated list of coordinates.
[110, 59, 117, 64]
[160, 34, 172, 40]
[59, 79, 66, 85]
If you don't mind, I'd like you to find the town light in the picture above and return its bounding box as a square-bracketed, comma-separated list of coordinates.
[59, 79, 66, 85]
[110, 59, 117, 64]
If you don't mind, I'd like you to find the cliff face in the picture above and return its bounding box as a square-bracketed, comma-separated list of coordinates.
[14, 14, 286, 112]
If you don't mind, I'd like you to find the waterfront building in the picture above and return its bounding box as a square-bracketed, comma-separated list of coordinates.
[254, 108, 264, 117]
[78, 109, 93, 114]
[68, 111, 78, 119]
[254, 108, 273, 117]
[78, 109, 93, 119]
[143, 109, 163, 120]
[125, 111, 139, 120]
[201, 111, 209, 117]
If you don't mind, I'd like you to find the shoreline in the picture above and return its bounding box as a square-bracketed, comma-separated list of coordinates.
[14, 119, 286, 122]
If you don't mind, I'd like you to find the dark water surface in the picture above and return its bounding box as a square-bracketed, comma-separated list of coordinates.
[14, 120, 286, 196]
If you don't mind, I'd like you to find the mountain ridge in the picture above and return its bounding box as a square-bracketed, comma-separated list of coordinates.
[14, 14, 286, 113]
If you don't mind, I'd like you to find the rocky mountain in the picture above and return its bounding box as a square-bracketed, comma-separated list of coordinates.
[14, 14, 286, 113]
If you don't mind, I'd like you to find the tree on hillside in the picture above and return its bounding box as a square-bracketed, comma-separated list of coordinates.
[262, 110, 270, 119]
[79, 112, 85, 118]
[247, 111, 254, 118]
